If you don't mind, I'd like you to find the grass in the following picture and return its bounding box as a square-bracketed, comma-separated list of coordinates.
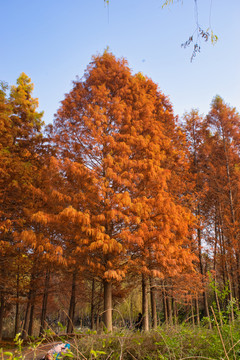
[68, 324, 240, 360]
[1, 321, 240, 360]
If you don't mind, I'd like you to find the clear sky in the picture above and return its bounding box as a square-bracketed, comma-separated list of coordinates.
[1, 0, 240, 125]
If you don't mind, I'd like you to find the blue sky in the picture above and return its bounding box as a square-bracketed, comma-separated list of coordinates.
[1, 0, 239, 124]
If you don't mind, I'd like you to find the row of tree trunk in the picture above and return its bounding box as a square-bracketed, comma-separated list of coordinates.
[1, 264, 238, 340]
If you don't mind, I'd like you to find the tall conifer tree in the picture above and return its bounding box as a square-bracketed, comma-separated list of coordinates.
[42, 52, 196, 331]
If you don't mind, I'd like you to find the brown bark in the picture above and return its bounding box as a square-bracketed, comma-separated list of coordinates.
[22, 263, 38, 339]
[167, 295, 173, 326]
[90, 278, 95, 330]
[28, 297, 36, 336]
[173, 299, 178, 325]
[150, 277, 157, 329]
[191, 298, 195, 325]
[0, 291, 5, 340]
[142, 274, 149, 331]
[22, 289, 33, 339]
[14, 269, 20, 336]
[67, 270, 77, 333]
[195, 296, 200, 326]
[218, 207, 227, 286]
[39, 269, 51, 336]
[0, 264, 6, 340]
[201, 268, 212, 330]
[163, 284, 168, 325]
[222, 132, 240, 300]
[196, 205, 211, 320]
[103, 280, 112, 331]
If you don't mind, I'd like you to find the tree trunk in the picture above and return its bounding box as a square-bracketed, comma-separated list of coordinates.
[22, 263, 38, 339]
[195, 296, 200, 326]
[191, 298, 195, 325]
[142, 274, 149, 331]
[222, 136, 239, 298]
[203, 281, 212, 329]
[197, 205, 203, 277]
[28, 297, 35, 336]
[39, 269, 51, 336]
[22, 289, 32, 339]
[218, 205, 230, 287]
[150, 277, 157, 329]
[0, 291, 5, 341]
[229, 279, 235, 323]
[96, 283, 103, 331]
[67, 270, 77, 333]
[90, 278, 95, 330]
[163, 284, 168, 325]
[14, 269, 20, 336]
[103, 280, 112, 331]
[167, 295, 173, 326]
[173, 299, 178, 325]
[196, 206, 211, 320]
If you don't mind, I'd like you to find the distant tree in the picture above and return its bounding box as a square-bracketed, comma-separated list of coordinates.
[182, 109, 211, 319]
[0, 73, 45, 339]
[204, 96, 240, 301]
[9, 73, 44, 151]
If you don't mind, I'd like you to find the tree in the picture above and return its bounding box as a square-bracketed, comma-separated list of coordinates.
[181, 97, 240, 319]
[182, 109, 211, 319]
[9, 73, 43, 150]
[203, 96, 240, 300]
[36, 52, 197, 331]
[0, 73, 45, 339]
[38, 53, 137, 331]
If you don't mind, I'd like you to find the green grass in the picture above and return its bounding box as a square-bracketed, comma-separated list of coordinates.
[64, 323, 240, 360]
[2, 322, 240, 360]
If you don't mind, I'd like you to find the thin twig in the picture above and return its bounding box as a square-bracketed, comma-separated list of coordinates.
[210, 306, 230, 360]
[106, 350, 114, 360]
[180, 357, 217, 360]
[229, 325, 236, 360]
[69, 339, 87, 360]
[127, 350, 138, 360]
[227, 338, 240, 356]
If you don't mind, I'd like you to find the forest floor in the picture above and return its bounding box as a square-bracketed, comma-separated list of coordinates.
[1, 324, 240, 360]
[0, 341, 65, 360]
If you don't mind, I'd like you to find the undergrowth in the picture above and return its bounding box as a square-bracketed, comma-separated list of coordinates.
[68, 324, 240, 360]
[1, 322, 240, 360]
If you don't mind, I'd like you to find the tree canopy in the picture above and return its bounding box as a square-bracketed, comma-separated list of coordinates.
[1, 53, 240, 337]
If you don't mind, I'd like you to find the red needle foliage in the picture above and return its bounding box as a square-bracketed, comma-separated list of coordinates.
[34, 52, 196, 330]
